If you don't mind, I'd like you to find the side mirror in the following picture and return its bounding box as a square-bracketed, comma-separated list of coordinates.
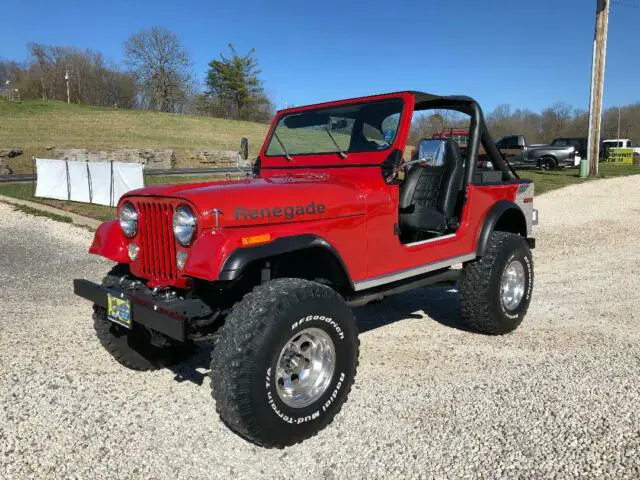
[240, 137, 249, 160]
[417, 139, 446, 166]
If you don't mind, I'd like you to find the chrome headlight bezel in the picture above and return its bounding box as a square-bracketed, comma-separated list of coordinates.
[119, 202, 138, 238]
[173, 205, 197, 246]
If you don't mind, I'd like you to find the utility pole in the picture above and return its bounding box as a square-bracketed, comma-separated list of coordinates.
[65, 70, 70, 104]
[617, 105, 621, 140]
[586, 0, 610, 176]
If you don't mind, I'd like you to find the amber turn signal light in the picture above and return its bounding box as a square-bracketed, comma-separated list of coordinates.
[241, 233, 272, 247]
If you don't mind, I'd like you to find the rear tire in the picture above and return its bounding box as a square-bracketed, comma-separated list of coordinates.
[93, 265, 194, 371]
[459, 232, 534, 335]
[210, 278, 359, 448]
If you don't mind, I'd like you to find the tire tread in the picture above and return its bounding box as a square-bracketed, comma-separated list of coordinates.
[460, 232, 529, 334]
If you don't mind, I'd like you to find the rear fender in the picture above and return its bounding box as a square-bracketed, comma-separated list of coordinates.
[476, 200, 527, 257]
[89, 220, 129, 263]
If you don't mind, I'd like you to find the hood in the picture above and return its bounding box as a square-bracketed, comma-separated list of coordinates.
[124, 174, 366, 228]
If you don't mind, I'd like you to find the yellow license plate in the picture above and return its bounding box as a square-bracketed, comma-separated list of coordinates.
[107, 294, 132, 329]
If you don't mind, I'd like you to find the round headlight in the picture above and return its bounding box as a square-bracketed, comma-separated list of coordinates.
[173, 206, 197, 245]
[119, 202, 138, 238]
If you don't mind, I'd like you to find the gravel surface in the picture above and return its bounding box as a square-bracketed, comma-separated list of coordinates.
[1, 176, 639, 479]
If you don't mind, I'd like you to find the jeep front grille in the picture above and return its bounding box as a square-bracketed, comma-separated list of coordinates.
[134, 199, 177, 282]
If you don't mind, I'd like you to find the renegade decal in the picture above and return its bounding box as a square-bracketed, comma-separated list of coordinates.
[234, 202, 327, 221]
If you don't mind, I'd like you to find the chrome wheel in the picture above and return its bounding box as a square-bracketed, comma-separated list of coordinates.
[501, 259, 526, 310]
[275, 328, 336, 409]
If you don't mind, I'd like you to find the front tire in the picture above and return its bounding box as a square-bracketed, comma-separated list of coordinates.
[93, 307, 193, 371]
[459, 232, 534, 334]
[210, 278, 359, 448]
[93, 264, 194, 371]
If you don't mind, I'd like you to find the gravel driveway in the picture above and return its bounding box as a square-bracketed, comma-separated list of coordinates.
[1, 176, 639, 479]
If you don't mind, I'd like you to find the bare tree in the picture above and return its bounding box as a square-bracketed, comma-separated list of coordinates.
[539, 102, 572, 140]
[28, 43, 54, 101]
[123, 27, 193, 112]
[19, 43, 136, 107]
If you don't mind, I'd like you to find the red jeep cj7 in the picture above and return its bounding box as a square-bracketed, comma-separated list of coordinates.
[74, 91, 537, 447]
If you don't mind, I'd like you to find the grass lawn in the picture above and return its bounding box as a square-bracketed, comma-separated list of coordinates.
[0, 100, 269, 173]
[10, 203, 74, 224]
[519, 164, 639, 195]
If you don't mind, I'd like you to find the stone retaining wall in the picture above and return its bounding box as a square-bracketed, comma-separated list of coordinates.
[0, 148, 21, 174]
[0, 146, 249, 171]
[51, 148, 176, 169]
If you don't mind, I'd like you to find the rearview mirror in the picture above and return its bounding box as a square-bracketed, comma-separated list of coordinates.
[283, 112, 331, 129]
[330, 119, 348, 130]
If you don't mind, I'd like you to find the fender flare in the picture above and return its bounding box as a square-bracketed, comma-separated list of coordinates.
[476, 200, 526, 257]
[219, 234, 353, 287]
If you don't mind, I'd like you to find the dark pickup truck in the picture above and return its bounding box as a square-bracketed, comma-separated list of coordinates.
[496, 134, 576, 170]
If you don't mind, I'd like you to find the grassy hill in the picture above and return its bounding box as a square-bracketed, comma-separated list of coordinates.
[0, 100, 270, 173]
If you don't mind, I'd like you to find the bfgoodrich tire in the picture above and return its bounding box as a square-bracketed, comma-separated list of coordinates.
[93, 307, 193, 371]
[93, 265, 194, 371]
[210, 278, 359, 448]
[459, 232, 534, 335]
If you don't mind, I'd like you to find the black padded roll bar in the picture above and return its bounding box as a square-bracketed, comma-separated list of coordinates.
[411, 92, 517, 183]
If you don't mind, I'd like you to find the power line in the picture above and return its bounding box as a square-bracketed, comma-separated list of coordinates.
[612, 0, 640, 9]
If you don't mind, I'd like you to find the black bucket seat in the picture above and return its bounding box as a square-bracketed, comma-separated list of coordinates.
[399, 138, 464, 234]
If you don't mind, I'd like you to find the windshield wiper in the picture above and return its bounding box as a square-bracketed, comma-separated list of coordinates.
[325, 128, 347, 159]
[274, 132, 293, 161]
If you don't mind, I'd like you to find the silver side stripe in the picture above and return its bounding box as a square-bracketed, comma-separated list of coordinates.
[353, 253, 476, 291]
[403, 233, 456, 247]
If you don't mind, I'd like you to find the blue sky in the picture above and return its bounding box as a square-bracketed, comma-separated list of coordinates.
[1, 0, 638, 113]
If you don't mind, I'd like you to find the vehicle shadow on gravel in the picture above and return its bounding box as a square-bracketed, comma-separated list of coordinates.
[169, 345, 214, 386]
[168, 287, 474, 386]
[354, 286, 476, 334]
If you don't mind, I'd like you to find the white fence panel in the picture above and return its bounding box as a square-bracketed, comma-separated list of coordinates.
[113, 162, 144, 206]
[34, 159, 68, 200]
[88, 162, 113, 206]
[35, 158, 145, 207]
[67, 161, 91, 203]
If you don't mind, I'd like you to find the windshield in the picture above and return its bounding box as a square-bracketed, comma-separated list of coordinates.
[265, 99, 403, 157]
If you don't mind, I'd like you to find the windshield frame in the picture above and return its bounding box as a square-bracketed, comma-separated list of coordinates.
[263, 98, 405, 158]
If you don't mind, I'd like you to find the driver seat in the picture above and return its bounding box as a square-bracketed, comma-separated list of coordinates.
[399, 138, 464, 234]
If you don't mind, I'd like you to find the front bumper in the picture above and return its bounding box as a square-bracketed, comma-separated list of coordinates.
[73, 279, 212, 342]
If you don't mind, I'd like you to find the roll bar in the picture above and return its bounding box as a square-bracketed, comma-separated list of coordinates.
[411, 92, 517, 182]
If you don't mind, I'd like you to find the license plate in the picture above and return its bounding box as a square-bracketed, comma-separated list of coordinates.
[107, 294, 132, 329]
